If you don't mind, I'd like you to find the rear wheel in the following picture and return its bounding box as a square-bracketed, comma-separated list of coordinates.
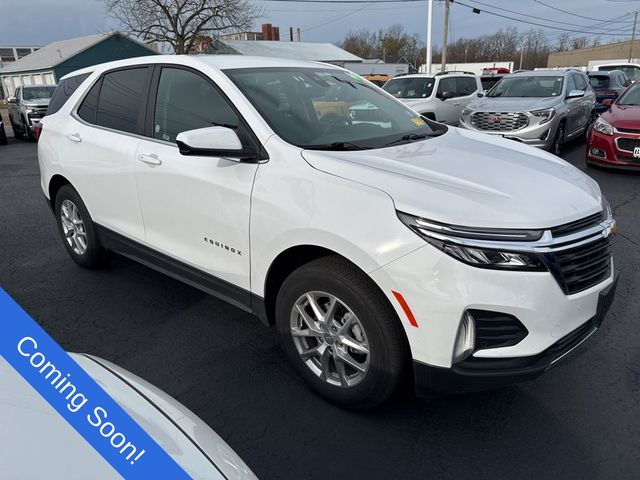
[54, 185, 108, 268]
[275, 256, 407, 409]
[0, 124, 7, 145]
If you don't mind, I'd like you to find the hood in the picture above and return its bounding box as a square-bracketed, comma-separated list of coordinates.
[603, 103, 640, 130]
[301, 128, 602, 229]
[24, 98, 51, 107]
[468, 96, 559, 112]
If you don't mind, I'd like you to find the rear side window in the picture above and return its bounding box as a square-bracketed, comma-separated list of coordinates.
[589, 75, 610, 89]
[47, 73, 91, 116]
[153, 67, 238, 143]
[456, 77, 478, 96]
[94, 68, 148, 134]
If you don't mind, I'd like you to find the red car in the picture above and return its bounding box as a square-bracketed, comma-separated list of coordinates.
[587, 80, 640, 169]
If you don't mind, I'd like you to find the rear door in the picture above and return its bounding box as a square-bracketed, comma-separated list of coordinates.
[134, 65, 259, 295]
[61, 66, 151, 242]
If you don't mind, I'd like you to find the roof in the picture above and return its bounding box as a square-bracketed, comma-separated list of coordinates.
[0, 33, 146, 74]
[59, 54, 343, 81]
[207, 39, 362, 63]
[512, 69, 573, 77]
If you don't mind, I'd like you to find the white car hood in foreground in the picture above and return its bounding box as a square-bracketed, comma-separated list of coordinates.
[302, 128, 602, 229]
[0, 354, 256, 480]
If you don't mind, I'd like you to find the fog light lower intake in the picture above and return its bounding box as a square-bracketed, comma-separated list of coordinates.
[453, 311, 476, 363]
[589, 147, 606, 158]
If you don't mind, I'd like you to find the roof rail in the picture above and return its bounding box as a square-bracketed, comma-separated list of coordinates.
[435, 70, 476, 76]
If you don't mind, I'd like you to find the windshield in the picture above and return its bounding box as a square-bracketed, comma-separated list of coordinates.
[226, 67, 442, 150]
[616, 82, 640, 105]
[487, 76, 564, 98]
[382, 77, 435, 99]
[589, 75, 611, 89]
[22, 86, 56, 100]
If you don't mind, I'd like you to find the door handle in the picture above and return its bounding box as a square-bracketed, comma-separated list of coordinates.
[453, 102, 460, 106]
[138, 153, 162, 166]
[66, 133, 82, 143]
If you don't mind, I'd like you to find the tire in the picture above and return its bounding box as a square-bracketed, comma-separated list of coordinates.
[54, 185, 108, 268]
[551, 122, 565, 156]
[585, 111, 596, 143]
[0, 125, 7, 145]
[21, 117, 33, 142]
[275, 256, 407, 409]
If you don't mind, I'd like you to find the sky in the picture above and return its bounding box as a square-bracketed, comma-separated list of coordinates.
[0, 0, 637, 48]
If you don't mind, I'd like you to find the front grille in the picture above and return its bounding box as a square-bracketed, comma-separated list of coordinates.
[470, 111, 528, 131]
[470, 310, 529, 350]
[616, 127, 640, 134]
[547, 237, 612, 295]
[615, 137, 640, 152]
[550, 211, 604, 237]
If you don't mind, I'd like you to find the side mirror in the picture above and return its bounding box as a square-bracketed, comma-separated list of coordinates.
[176, 126, 256, 160]
[602, 98, 614, 107]
[477, 92, 485, 98]
[438, 91, 455, 101]
[567, 89, 585, 99]
[7, 96, 17, 104]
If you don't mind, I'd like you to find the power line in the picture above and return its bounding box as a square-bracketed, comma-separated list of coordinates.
[454, 0, 632, 36]
[532, 0, 627, 22]
[302, 2, 375, 31]
[467, 0, 632, 31]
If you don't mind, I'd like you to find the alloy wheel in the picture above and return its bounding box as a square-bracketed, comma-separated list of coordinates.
[60, 200, 88, 255]
[290, 291, 370, 388]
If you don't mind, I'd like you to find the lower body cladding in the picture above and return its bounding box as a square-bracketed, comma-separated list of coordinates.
[587, 130, 640, 169]
[370, 244, 618, 395]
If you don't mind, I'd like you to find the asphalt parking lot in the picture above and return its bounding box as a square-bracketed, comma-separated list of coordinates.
[0, 133, 638, 479]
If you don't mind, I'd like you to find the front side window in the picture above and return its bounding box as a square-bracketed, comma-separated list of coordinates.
[95, 68, 149, 134]
[566, 74, 577, 93]
[456, 77, 478, 96]
[226, 67, 441, 150]
[487, 76, 564, 98]
[153, 67, 238, 143]
[382, 77, 435, 99]
[437, 77, 457, 97]
[573, 73, 587, 91]
[22, 86, 56, 101]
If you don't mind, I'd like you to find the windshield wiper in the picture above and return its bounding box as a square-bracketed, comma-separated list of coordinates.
[380, 130, 445, 148]
[302, 141, 368, 151]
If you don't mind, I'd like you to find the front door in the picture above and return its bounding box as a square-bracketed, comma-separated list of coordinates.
[134, 66, 259, 292]
[435, 77, 461, 124]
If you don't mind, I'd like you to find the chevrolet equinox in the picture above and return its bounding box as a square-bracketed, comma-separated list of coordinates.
[38, 56, 618, 408]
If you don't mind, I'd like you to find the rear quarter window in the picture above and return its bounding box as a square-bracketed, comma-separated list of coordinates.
[46, 73, 91, 116]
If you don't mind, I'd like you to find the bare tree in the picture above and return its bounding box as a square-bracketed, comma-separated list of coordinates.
[105, 0, 262, 54]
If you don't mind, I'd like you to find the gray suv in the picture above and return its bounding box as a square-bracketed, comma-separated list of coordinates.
[7, 85, 56, 140]
[459, 70, 596, 155]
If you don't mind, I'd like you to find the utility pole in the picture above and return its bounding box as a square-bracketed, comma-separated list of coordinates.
[629, 11, 638, 62]
[426, 0, 433, 73]
[519, 43, 524, 70]
[441, 0, 451, 72]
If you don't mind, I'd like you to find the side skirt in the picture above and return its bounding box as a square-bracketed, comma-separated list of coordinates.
[95, 225, 268, 324]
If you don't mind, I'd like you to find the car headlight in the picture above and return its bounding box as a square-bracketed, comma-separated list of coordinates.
[593, 116, 613, 136]
[26, 107, 38, 114]
[530, 108, 555, 124]
[397, 212, 546, 271]
[462, 107, 472, 117]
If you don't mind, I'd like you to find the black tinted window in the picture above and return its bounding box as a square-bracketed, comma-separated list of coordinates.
[456, 77, 477, 96]
[437, 77, 457, 96]
[95, 68, 148, 134]
[78, 79, 101, 124]
[153, 67, 238, 143]
[47, 73, 91, 115]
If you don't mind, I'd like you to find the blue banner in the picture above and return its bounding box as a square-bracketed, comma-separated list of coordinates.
[0, 288, 191, 479]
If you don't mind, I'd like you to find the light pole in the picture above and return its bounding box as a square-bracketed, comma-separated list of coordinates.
[426, 0, 433, 73]
[441, 0, 451, 72]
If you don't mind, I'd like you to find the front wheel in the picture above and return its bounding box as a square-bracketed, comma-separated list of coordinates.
[551, 123, 565, 156]
[54, 185, 108, 268]
[275, 256, 408, 409]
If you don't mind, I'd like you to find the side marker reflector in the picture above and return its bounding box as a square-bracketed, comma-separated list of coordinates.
[392, 290, 419, 328]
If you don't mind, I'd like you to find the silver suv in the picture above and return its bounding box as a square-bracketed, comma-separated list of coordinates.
[7, 84, 56, 140]
[459, 70, 596, 155]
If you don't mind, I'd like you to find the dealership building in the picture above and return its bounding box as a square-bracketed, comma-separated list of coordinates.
[0, 32, 156, 99]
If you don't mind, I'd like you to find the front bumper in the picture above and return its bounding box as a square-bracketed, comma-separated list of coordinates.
[459, 114, 558, 150]
[414, 274, 618, 395]
[587, 129, 640, 168]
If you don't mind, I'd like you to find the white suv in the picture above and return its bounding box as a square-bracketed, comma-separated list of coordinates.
[39, 56, 618, 408]
[382, 71, 482, 125]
